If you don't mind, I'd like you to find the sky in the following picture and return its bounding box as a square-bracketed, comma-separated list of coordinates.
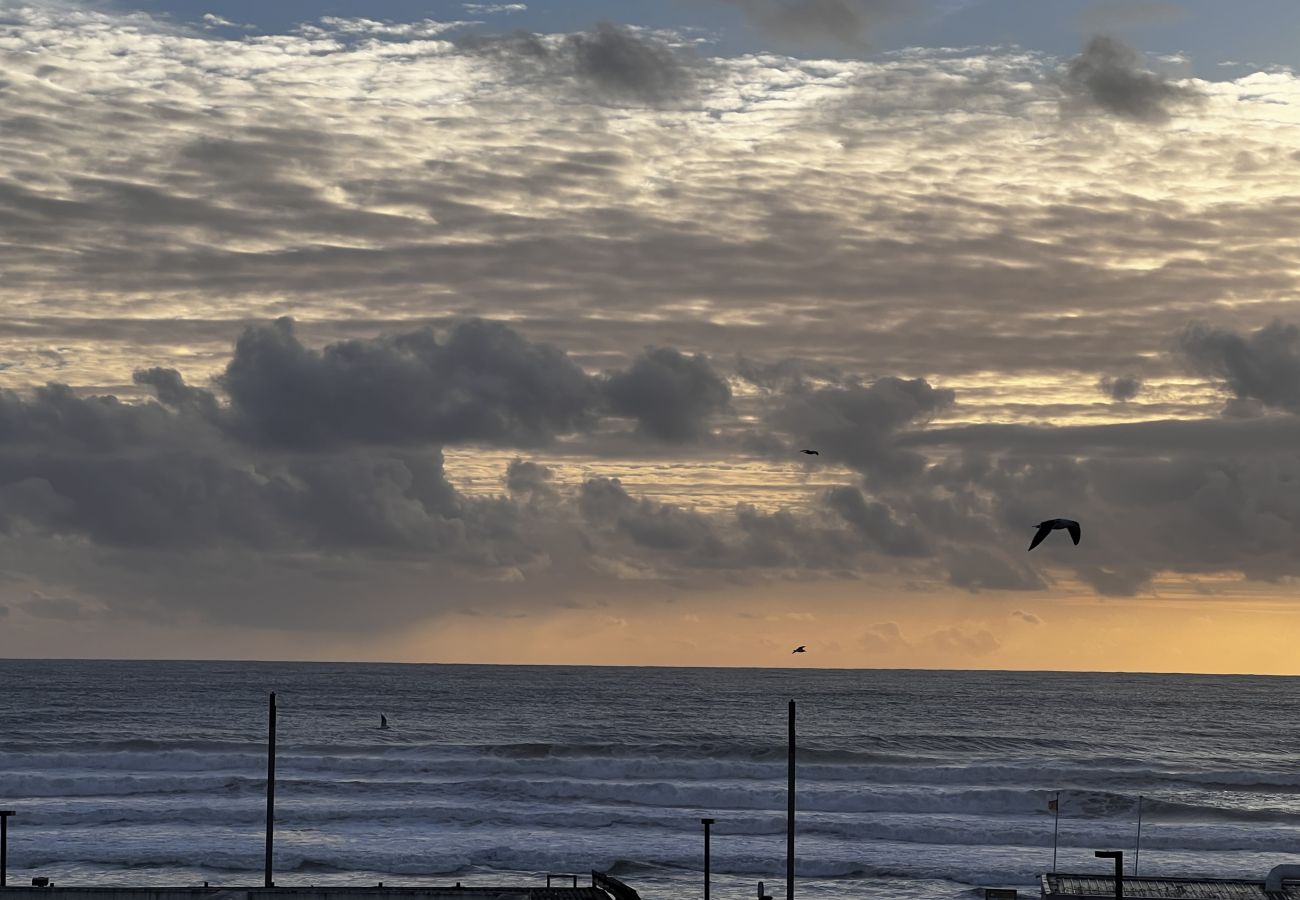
[2, 0, 1300, 672]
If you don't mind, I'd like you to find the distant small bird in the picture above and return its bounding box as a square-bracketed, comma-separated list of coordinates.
[379, 714, 390, 730]
[801, 450, 820, 455]
[1028, 518, 1081, 551]
[792, 645, 806, 654]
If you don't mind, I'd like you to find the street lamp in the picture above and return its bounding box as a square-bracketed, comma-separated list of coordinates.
[1095, 850, 1124, 900]
[701, 818, 715, 900]
[1, 810, 14, 888]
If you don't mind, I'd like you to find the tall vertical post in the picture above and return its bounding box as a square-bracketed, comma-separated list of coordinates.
[786, 700, 795, 900]
[701, 818, 714, 900]
[1095, 850, 1123, 900]
[1, 810, 14, 888]
[1134, 797, 1143, 876]
[1052, 791, 1061, 872]
[265, 692, 277, 889]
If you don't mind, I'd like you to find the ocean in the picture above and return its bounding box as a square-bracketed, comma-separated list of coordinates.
[1, 661, 1298, 899]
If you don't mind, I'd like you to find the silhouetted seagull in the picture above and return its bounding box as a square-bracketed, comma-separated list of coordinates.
[1028, 518, 1081, 551]
[792, 645, 806, 654]
[379, 714, 390, 730]
[801, 449, 820, 455]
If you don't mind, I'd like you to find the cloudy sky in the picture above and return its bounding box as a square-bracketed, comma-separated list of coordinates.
[2, 0, 1300, 672]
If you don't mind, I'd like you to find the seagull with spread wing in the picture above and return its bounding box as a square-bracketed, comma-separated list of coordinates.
[792, 645, 806, 654]
[1028, 518, 1081, 551]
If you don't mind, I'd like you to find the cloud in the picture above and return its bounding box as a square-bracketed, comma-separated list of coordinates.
[5, 6, 1300, 642]
[719, 0, 910, 46]
[944, 547, 1046, 592]
[304, 17, 473, 39]
[825, 486, 930, 557]
[601, 347, 731, 442]
[463, 3, 528, 13]
[459, 23, 696, 105]
[860, 620, 906, 652]
[769, 377, 955, 480]
[922, 625, 1001, 657]
[1098, 374, 1143, 401]
[504, 459, 556, 497]
[202, 13, 254, 30]
[569, 23, 696, 103]
[1011, 609, 1042, 625]
[21, 591, 96, 621]
[579, 477, 721, 554]
[1062, 35, 1204, 122]
[218, 318, 598, 450]
[1179, 320, 1300, 414]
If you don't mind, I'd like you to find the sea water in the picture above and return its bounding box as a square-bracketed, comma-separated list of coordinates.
[1, 661, 1298, 899]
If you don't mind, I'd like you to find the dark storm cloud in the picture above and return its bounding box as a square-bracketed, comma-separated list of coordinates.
[575, 477, 909, 575]
[824, 486, 930, 557]
[0, 356, 531, 560]
[569, 23, 695, 103]
[601, 347, 731, 442]
[133, 367, 221, 417]
[1063, 35, 1204, 123]
[504, 459, 556, 497]
[719, 0, 910, 46]
[1179, 320, 1300, 413]
[219, 318, 598, 449]
[459, 23, 696, 104]
[770, 377, 954, 480]
[905, 427, 1300, 594]
[579, 476, 722, 553]
[1098, 374, 1143, 401]
[0, 383, 185, 452]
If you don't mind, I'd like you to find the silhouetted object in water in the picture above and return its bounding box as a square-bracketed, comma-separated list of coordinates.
[791, 646, 806, 654]
[380, 714, 390, 730]
[1028, 518, 1081, 551]
[800, 449, 819, 455]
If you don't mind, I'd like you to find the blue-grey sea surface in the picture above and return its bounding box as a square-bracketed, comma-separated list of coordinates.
[1, 661, 1298, 899]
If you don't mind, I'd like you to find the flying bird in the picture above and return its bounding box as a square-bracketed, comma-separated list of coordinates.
[792, 645, 806, 654]
[1028, 518, 1081, 551]
[801, 450, 820, 455]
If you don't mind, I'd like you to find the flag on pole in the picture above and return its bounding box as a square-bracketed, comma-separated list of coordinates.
[1048, 798, 1058, 811]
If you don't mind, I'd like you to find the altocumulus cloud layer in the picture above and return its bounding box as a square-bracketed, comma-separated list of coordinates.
[3, 5, 1300, 637]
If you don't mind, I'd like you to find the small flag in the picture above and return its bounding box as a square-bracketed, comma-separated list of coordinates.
[1048, 798, 1058, 811]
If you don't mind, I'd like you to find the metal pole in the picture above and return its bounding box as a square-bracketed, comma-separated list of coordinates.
[1095, 850, 1122, 900]
[701, 818, 714, 900]
[1, 810, 14, 888]
[1134, 797, 1143, 876]
[1052, 791, 1060, 872]
[786, 700, 795, 900]
[265, 692, 277, 888]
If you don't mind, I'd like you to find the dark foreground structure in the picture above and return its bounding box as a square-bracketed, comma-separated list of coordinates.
[1042, 867, 1300, 900]
[0, 874, 640, 900]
